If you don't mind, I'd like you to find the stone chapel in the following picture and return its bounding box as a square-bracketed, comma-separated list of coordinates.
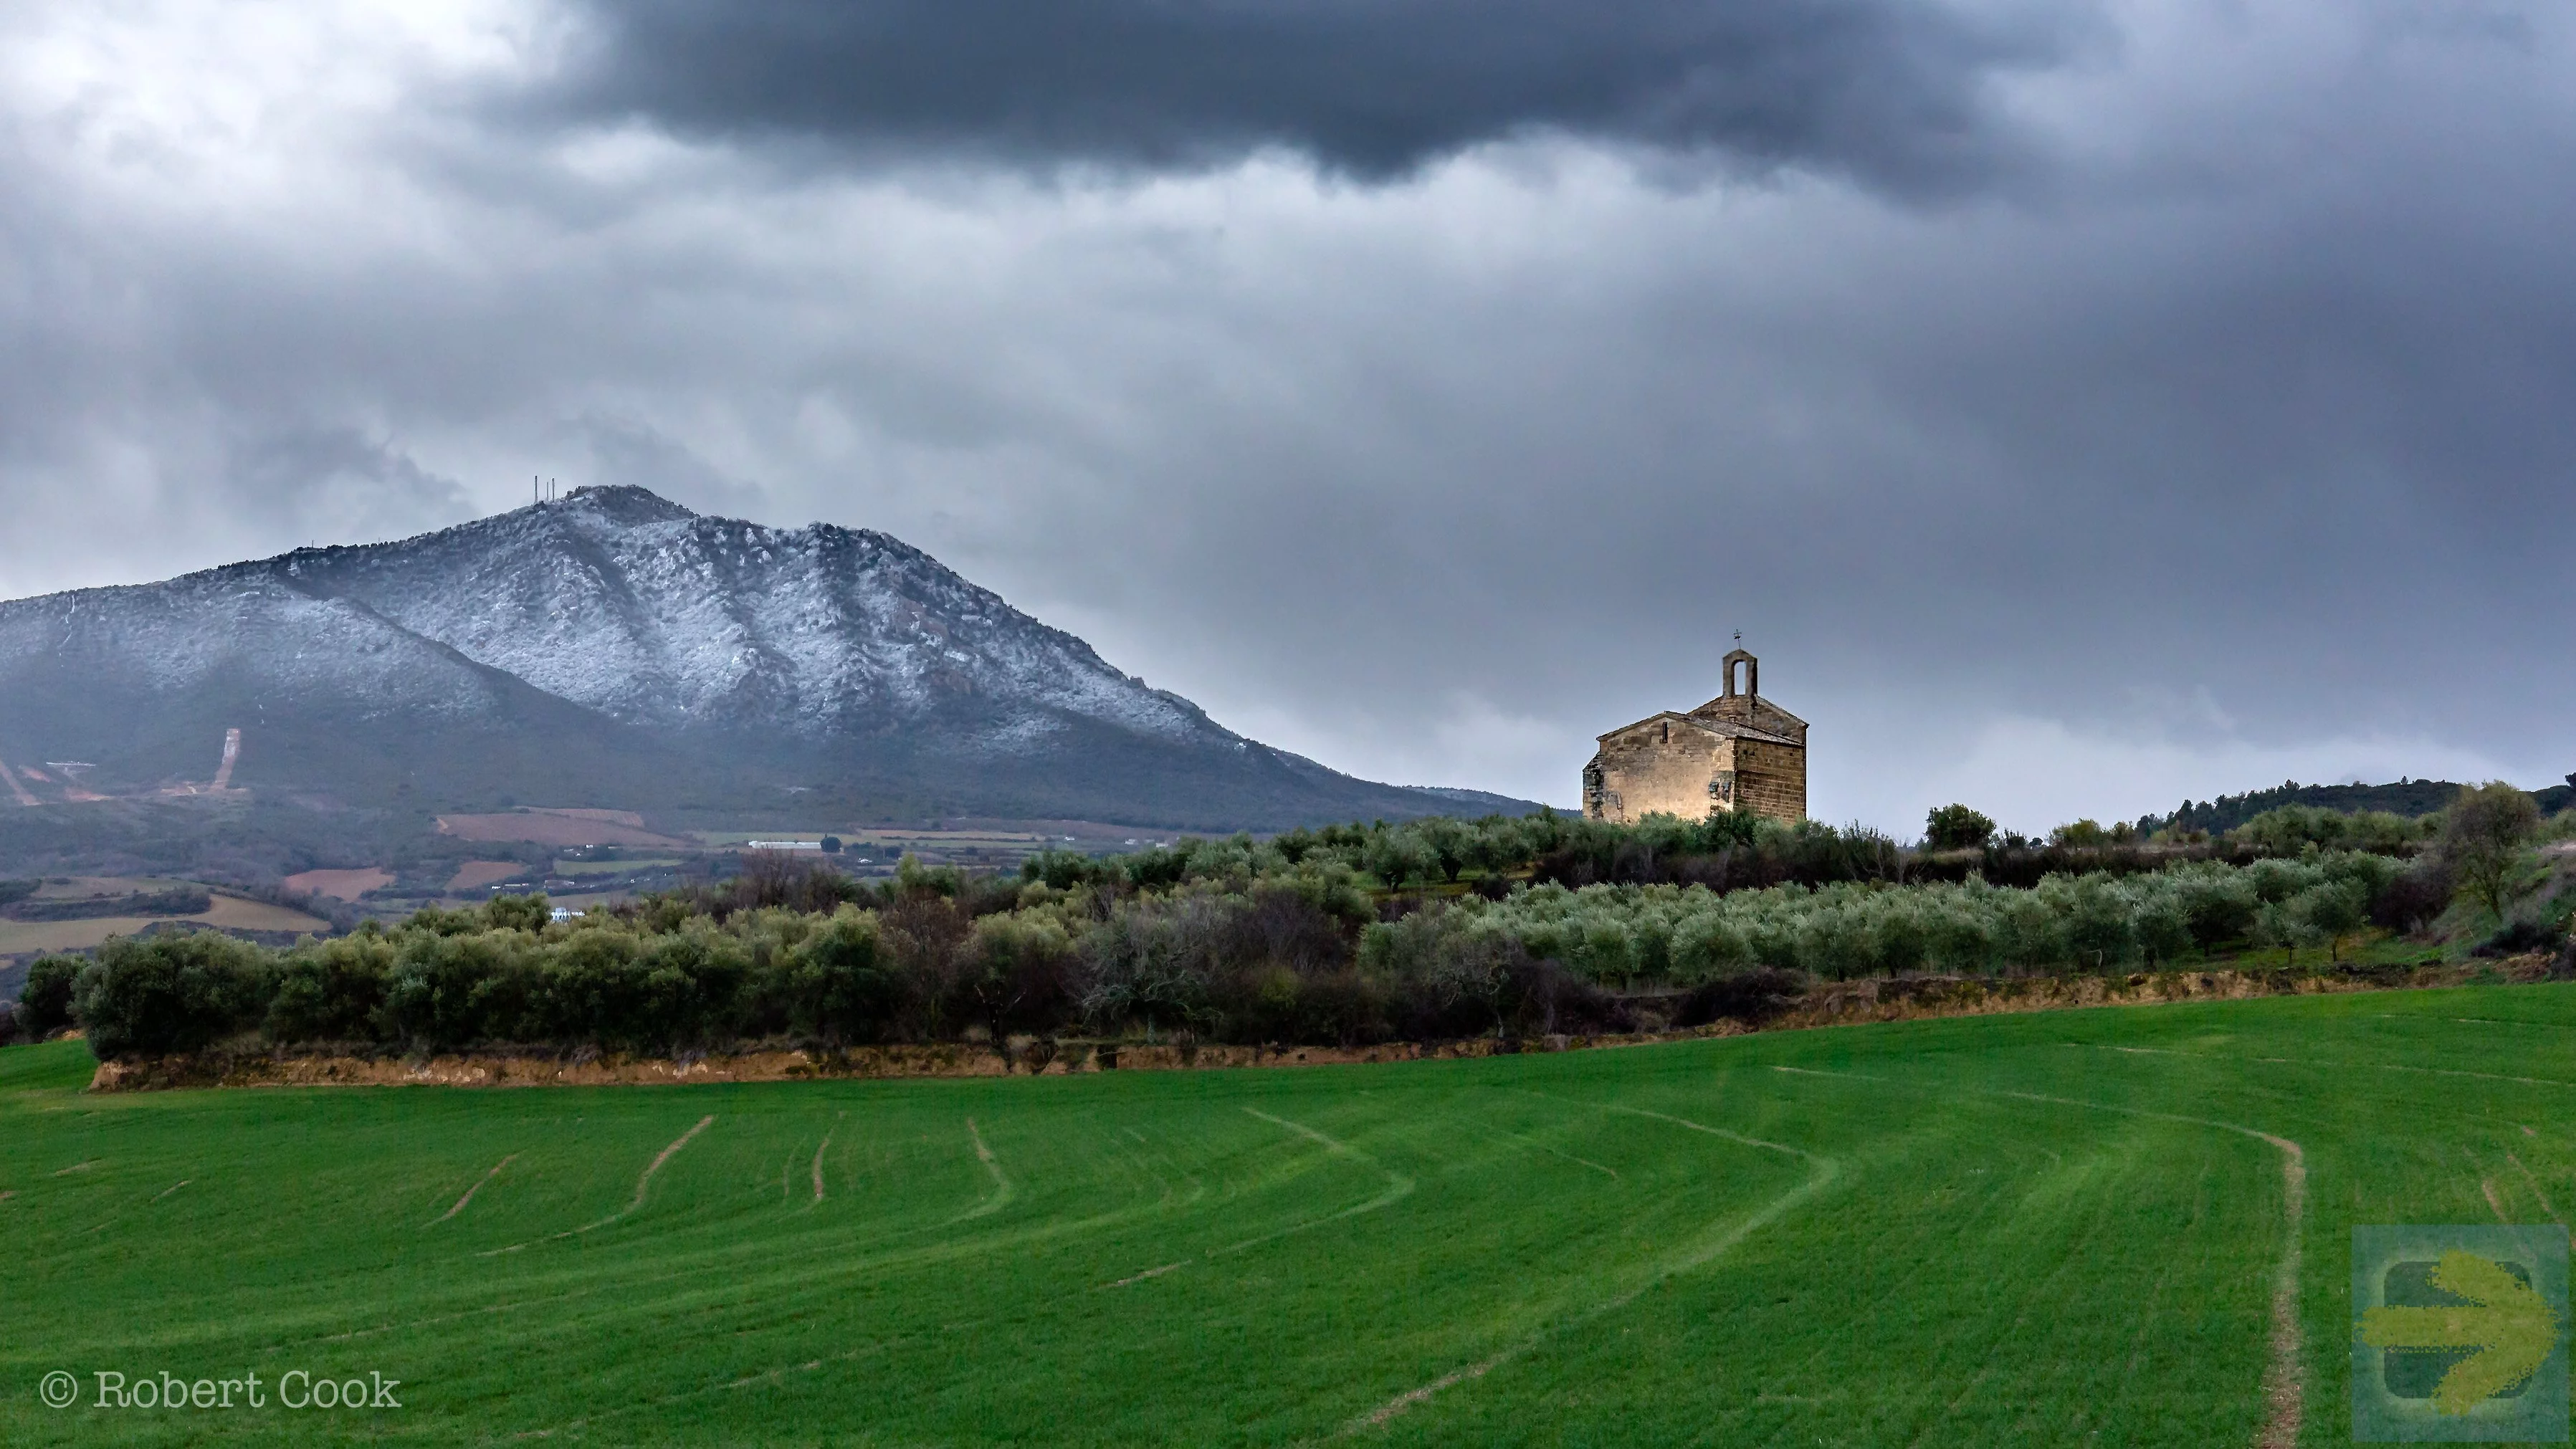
[1580, 650, 1808, 825]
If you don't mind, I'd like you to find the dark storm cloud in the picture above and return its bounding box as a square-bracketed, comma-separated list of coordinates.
[550, 0, 2075, 190]
[5, 0, 2574, 828]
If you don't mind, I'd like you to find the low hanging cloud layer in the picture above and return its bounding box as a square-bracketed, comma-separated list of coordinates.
[0, 0, 2571, 832]
[553, 0, 2069, 189]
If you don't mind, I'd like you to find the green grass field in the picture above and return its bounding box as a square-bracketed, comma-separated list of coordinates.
[5, 984, 2572, 1445]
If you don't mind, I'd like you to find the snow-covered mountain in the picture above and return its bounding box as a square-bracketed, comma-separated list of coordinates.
[262, 487, 1216, 745]
[0, 488, 1506, 829]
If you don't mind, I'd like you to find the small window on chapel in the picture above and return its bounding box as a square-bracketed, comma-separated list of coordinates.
[1659, 721, 1669, 743]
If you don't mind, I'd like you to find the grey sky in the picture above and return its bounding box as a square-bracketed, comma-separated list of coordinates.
[0, 0, 2570, 831]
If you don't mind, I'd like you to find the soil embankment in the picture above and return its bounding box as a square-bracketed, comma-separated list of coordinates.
[1768, 957, 2522, 1030]
[81, 959, 2551, 1093]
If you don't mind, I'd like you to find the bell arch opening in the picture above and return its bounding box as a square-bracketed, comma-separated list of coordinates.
[1721, 649, 1759, 700]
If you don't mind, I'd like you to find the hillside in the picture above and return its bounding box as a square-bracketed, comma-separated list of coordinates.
[2150, 774, 2576, 833]
[0, 488, 1530, 838]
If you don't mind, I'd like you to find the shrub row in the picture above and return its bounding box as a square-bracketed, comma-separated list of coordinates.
[13, 840, 2479, 1062]
[1373, 851, 2412, 987]
[1010, 803, 2456, 900]
[32, 874, 1624, 1058]
[4, 889, 212, 923]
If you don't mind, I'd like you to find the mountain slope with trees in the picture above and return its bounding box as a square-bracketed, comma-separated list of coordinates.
[2147, 775, 2576, 835]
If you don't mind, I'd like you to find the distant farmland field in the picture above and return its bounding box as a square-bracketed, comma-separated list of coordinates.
[0, 894, 330, 957]
[5, 986, 2570, 1445]
[434, 813, 694, 848]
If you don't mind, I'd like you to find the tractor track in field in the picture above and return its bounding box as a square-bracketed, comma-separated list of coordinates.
[478, 1116, 713, 1255]
[2085, 1038, 2576, 1094]
[318, 1296, 538, 1344]
[1217, 1109, 1414, 1258]
[950, 1117, 1013, 1223]
[37, 1016, 2383, 1444]
[602, 1111, 1281, 1324]
[429, 1153, 517, 1226]
[257, 1101, 1602, 1364]
[796, 1110, 848, 1209]
[404, 1122, 1201, 1352]
[444, 1177, 1195, 1374]
[359, 1160, 1178, 1360]
[1773, 1064, 2307, 1449]
[1358, 1350, 1516, 1429]
[1341, 1102, 1839, 1436]
[520, 1329, 925, 1440]
[584, 1115, 715, 1230]
[2508, 1151, 2564, 1223]
[2374, 1013, 2576, 1031]
[1486, 1122, 1620, 1180]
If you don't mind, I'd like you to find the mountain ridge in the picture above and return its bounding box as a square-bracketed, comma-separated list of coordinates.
[0, 487, 1536, 831]
[240, 486, 1220, 745]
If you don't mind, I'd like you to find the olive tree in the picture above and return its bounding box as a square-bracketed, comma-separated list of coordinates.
[1361, 828, 1439, 894]
[2439, 782, 2544, 923]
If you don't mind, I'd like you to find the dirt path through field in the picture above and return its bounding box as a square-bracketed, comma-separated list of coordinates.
[0, 758, 37, 807]
[2079, 1025, 2571, 1438]
[1774, 1064, 2307, 1449]
[430, 1154, 519, 1226]
[809, 1132, 833, 1203]
[2245, 1129, 2304, 1449]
